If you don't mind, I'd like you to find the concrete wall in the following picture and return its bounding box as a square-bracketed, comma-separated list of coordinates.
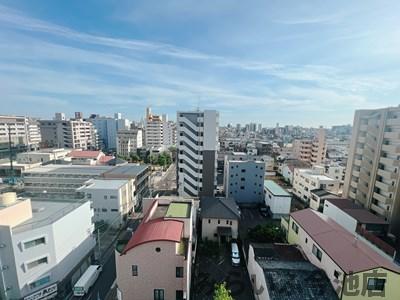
[247, 245, 269, 300]
[201, 218, 238, 241]
[225, 160, 264, 205]
[322, 201, 357, 233]
[264, 191, 291, 218]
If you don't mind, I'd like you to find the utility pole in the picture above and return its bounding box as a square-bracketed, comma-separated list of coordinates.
[8, 124, 13, 178]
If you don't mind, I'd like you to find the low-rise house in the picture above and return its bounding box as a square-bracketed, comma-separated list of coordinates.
[66, 150, 114, 165]
[293, 166, 340, 205]
[200, 197, 240, 243]
[278, 159, 311, 184]
[263, 180, 291, 219]
[115, 198, 195, 300]
[0, 193, 95, 300]
[247, 243, 338, 300]
[78, 179, 131, 227]
[288, 209, 400, 299]
[309, 189, 338, 211]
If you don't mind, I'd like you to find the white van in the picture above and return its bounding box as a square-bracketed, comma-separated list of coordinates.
[231, 242, 240, 266]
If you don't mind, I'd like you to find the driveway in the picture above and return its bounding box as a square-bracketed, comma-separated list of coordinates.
[192, 243, 254, 300]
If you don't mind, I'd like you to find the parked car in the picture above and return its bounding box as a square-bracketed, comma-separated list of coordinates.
[231, 242, 241, 266]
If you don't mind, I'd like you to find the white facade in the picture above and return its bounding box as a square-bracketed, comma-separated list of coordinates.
[79, 179, 132, 226]
[163, 120, 177, 148]
[293, 166, 340, 204]
[39, 114, 98, 150]
[17, 148, 71, 164]
[177, 110, 219, 197]
[0, 115, 41, 150]
[0, 194, 95, 300]
[322, 200, 358, 233]
[116, 129, 143, 157]
[144, 108, 164, 149]
[201, 218, 238, 241]
[264, 180, 291, 218]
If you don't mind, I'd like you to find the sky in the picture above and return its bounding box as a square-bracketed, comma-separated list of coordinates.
[0, 0, 399, 127]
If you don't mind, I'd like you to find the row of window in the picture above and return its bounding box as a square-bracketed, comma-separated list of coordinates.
[207, 219, 233, 225]
[93, 208, 119, 212]
[132, 265, 184, 278]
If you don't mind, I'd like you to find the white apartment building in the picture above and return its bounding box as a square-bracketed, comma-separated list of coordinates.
[116, 129, 143, 157]
[17, 148, 71, 164]
[223, 153, 265, 206]
[79, 179, 131, 227]
[39, 113, 98, 150]
[89, 113, 130, 150]
[343, 106, 400, 240]
[144, 107, 164, 149]
[177, 110, 219, 197]
[293, 127, 326, 165]
[163, 119, 177, 148]
[0, 193, 95, 300]
[293, 166, 340, 204]
[0, 115, 41, 151]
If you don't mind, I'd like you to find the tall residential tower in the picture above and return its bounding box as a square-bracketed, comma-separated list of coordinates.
[177, 110, 219, 197]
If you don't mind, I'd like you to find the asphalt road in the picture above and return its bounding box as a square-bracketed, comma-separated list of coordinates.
[71, 244, 116, 300]
[153, 163, 177, 192]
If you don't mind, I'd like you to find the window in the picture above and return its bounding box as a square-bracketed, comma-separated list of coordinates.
[312, 244, 322, 261]
[226, 220, 229, 225]
[176, 267, 184, 278]
[26, 257, 48, 270]
[334, 270, 340, 279]
[155, 247, 161, 252]
[241, 169, 246, 173]
[110, 195, 117, 199]
[305, 238, 308, 244]
[29, 275, 50, 289]
[208, 219, 211, 224]
[132, 265, 138, 276]
[104, 195, 107, 199]
[367, 278, 386, 291]
[218, 220, 220, 224]
[102, 208, 107, 212]
[291, 222, 299, 234]
[87, 193, 92, 199]
[176, 290, 184, 300]
[24, 237, 46, 249]
[154, 289, 165, 300]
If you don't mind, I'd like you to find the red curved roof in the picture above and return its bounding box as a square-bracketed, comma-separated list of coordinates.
[68, 150, 102, 158]
[122, 218, 183, 254]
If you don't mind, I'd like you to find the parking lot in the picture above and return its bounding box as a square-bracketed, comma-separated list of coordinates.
[192, 243, 254, 300]
[239, 207, 280, 240]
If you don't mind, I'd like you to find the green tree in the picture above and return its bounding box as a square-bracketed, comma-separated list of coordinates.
[130, 153, 140, 162]
[213, 282, 233, 300]
[158, 153, 167, 166]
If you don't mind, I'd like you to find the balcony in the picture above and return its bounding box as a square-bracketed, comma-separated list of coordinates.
[356, 148, 364, 155]
[386, 118, 400, 126]
[359, 170, 371, 183]
[367, 125, 379, 137]
[370, 203, 387, 217]
[358, 183, 369, 195]
[377, 169, 397, 180]
[352, 169, 360, 177]
[382, 144, 400, 153]
[364, 147, 375, 160]
[349, 190, 356, 199]
[358, 136, 366, 143]
[360, 124, 368, 131]
[354, 159, 362, 167]
[350, 181, 358, 189]
[375, 180, 394, 193]
[373, 192, 390, 204]
[383, 131, 400, 139]
[380, 157, 400, 167]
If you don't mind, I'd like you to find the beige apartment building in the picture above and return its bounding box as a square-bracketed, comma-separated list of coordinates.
[116, 129, 143, 157]
[343, 106, 400, 241]
[293, 127, 326, 165]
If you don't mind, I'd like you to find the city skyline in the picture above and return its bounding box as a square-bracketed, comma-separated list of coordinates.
[1, 1, 399, 126]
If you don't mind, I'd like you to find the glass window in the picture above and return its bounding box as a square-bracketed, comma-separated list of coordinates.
[27, 257, 48, 270]
[367, 278, 385, 291]
[176, 290, 184, 300]
[132, 265, 138, 276]
[24, 237, 46, 249]
[291, 222, 299, 234]
[29, 275, 51, 289]
[176, 267, 184, 278]
[154, 289, 164, 300]
[312, 244, 322, 261]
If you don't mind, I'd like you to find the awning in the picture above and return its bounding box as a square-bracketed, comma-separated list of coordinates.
[217, 226, 232, 237]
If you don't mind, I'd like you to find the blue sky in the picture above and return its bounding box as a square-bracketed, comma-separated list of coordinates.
[0, 0, 399, 126]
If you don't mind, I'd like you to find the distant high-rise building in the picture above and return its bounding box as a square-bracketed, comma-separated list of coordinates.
[343, 106, 400, 241]
[40, 113, 98, 150]
[144, 107, 164, 149]
[54, 112, 66, 121]
[74, 112, 83, 120]
[293, 127, 326, 165]
[177, 110, 219, 197]
[89, 113, 130, 150]
[258, 123, 262, 132]
[116, 129, 143, 157]
[0, 115, 41, 159]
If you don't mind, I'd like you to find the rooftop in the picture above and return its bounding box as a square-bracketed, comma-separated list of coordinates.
[81, 179, 129, 190]
[102, 164, 148, 178]
[165, 202, 191, 218]
[68, 150, 103, 159]
[264, 180, 290, 197]
[201, 197, 240, 220]
[310, 189, 337, 198]
[325, 198, 388, 225]
[23, 164, 112, 175]
[252, 244, 338, 300]
[291, 209, 400, 274]
[13, 200, 86, 233]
